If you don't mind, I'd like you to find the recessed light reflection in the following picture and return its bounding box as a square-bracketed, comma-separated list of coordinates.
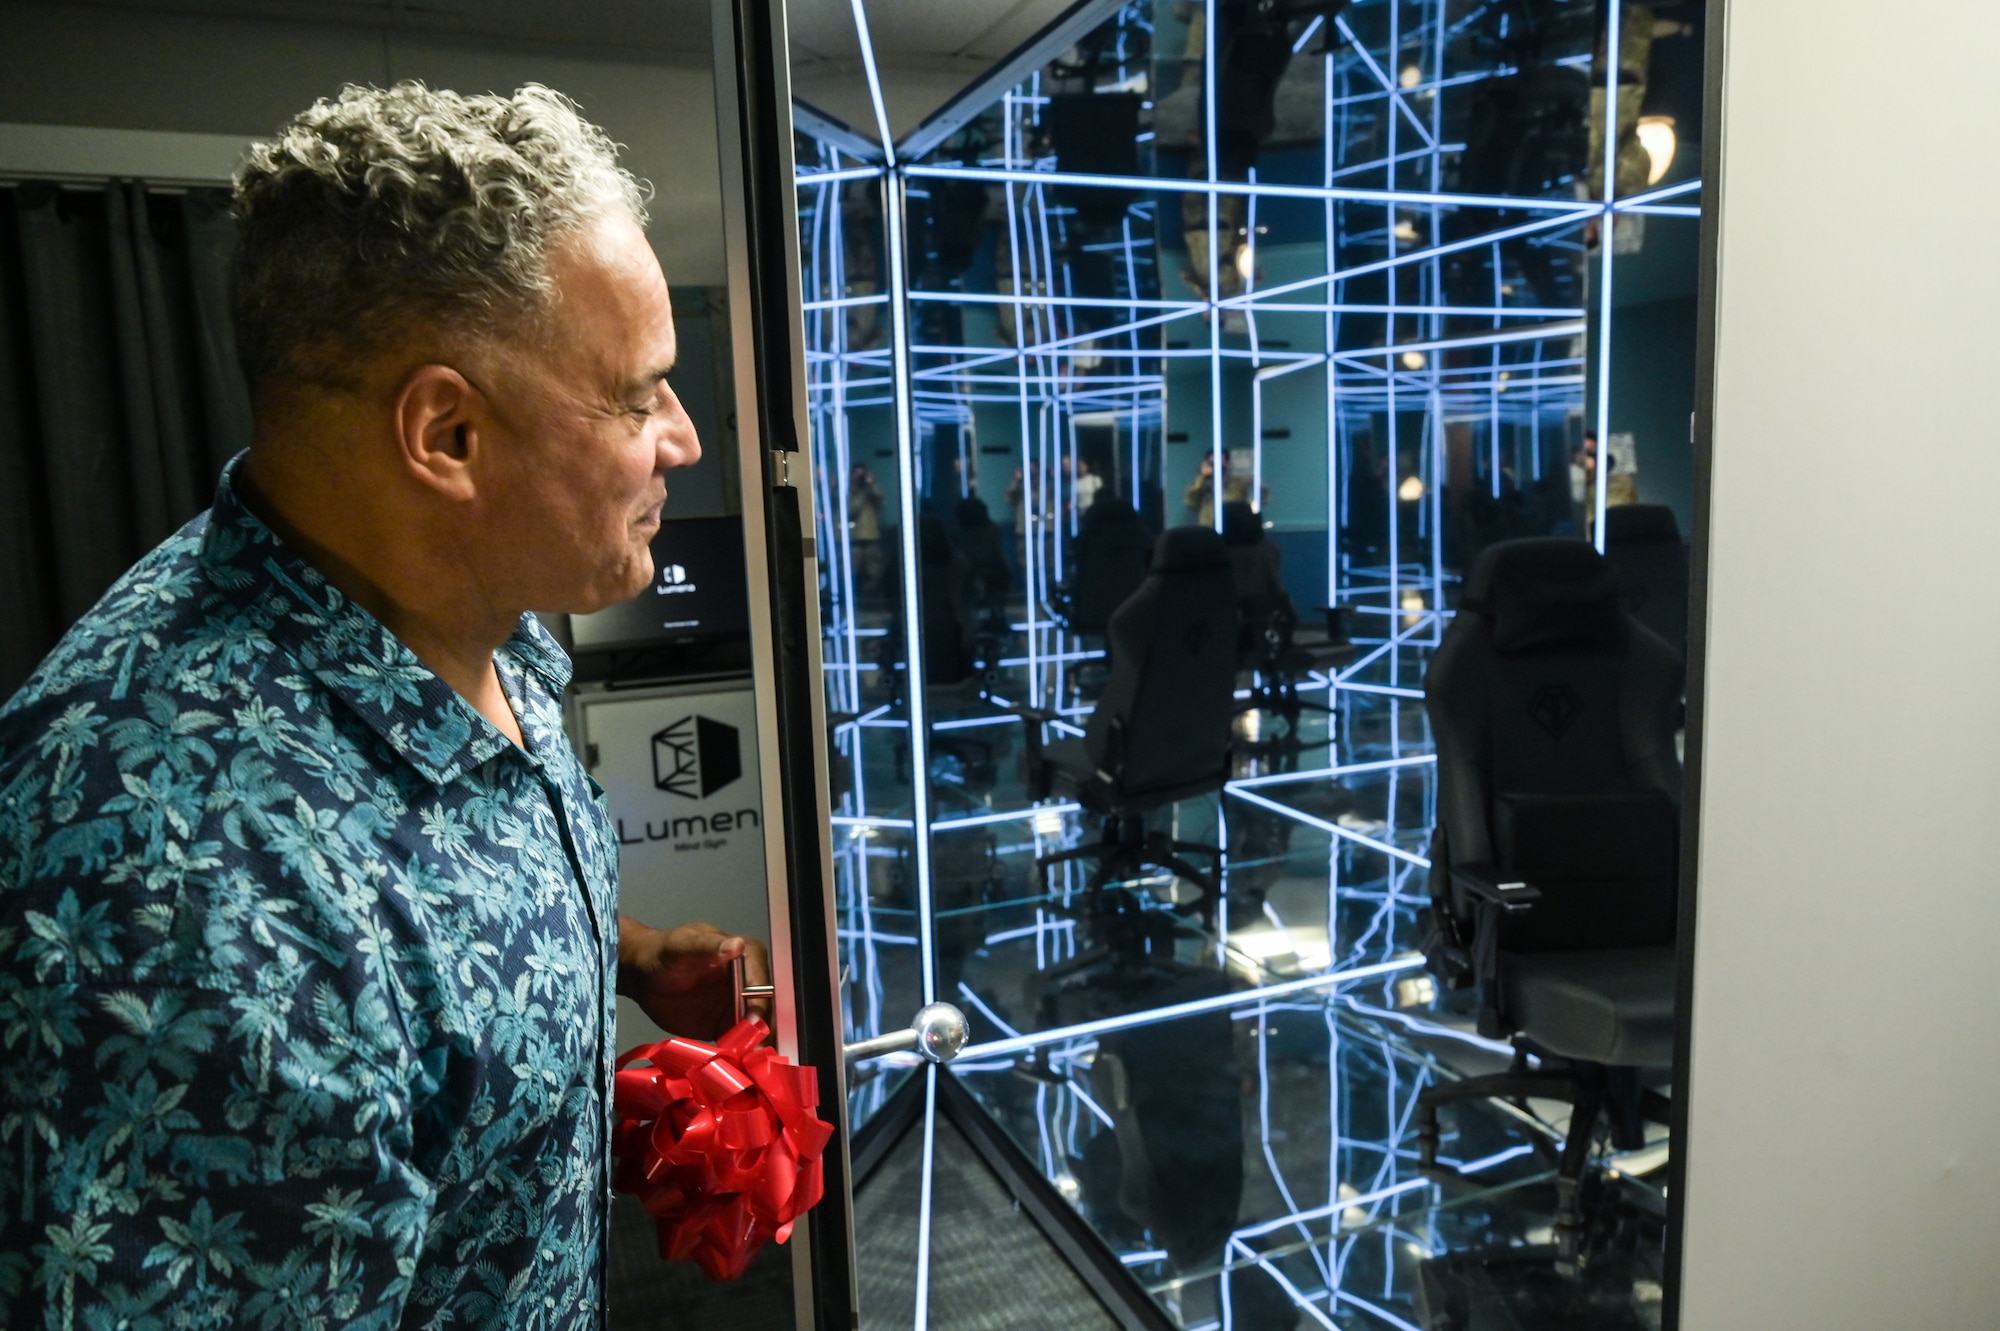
[1637, 115, 1677, 185]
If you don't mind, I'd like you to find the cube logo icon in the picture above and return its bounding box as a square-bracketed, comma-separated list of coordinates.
[652, 714, 743, 799]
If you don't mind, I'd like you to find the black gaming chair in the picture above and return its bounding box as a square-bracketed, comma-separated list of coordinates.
[1034, 958, 1242, 1276]
[952, 495, 1013, 612]
[919, 515, 979, 685]
[1602, 503, 1690, 662]
[1220, 501, 1352, 740]
[1057, 497, 1153, 636]
[1414, 537, 1683, 1272]
[1222, 500, 1288, 659]
[886, 516, 1007, 791]
[1022, 526, 1240, 919]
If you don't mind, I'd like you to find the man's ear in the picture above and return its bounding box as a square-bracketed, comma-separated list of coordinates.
[392, 363, 484, 500]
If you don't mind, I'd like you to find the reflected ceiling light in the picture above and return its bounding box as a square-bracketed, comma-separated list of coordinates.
[1397, 476, 1425, 503]
[1400, 349, 1426, 370]
[1394, 975, 1437, 1009]
[1636, 115, 1677, 185]
[1398, 65, 1422, 89]
[1032, 807, 1066, 838]
[1393, 218, 1418, 243]
[1235, 242, 1255, 282]
[1230, 923, 1298, 962]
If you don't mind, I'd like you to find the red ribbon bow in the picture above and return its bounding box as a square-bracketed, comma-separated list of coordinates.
[611, 1017, 833, 1280]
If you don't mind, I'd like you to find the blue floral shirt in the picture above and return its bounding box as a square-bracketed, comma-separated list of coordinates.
[0, 462, 620, 1330]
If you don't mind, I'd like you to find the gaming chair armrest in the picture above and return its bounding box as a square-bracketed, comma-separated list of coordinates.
[1450, 862, 1542, 913]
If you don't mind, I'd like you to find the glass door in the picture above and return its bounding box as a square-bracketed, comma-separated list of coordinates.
[712, 1, 865, 1325]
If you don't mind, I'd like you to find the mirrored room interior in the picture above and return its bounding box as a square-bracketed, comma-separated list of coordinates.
[0, 0, 1707, 1326]
[798, 0, 1703, 1326]
[12, 0, 1999, 1324]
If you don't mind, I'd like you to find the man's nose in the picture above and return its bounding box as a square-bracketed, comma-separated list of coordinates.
[660, 408, 701, 469]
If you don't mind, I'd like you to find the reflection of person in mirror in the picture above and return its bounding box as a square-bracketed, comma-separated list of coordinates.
[1182, 448, 1261, 528]
[1007, 461, 1054, 574]
[0, 82, 769, 1330]
[847, 462, 886, 594]
[1575, 431, 1637, 538]
[1071, 454, 1104, 516]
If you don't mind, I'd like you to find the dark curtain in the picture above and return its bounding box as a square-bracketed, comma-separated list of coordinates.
[0, 180, 251, 698]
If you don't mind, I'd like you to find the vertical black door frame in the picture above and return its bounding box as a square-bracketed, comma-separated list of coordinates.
[711, 1, 858, 1326]
[1662, 0, 1730, 1323]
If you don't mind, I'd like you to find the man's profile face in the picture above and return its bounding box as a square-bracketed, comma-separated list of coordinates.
[476, 213, 701, 614]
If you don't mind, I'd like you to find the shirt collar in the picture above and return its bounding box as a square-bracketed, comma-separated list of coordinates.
[503, 613, 575, 696]
[198, 453, 576, 788]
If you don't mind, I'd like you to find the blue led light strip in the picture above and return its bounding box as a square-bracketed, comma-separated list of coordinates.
[952, 956, 1423, 1062]
[1592, 0, 1622, 553]
[899, 162, 1598, 213]
[846, 0, 895, 160]
[1229, 786, 1431, 868]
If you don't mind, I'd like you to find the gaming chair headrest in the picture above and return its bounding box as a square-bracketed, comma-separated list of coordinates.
[1603, 503, 1681, 546]
[1220, 500, 1263, 547]
[1151, 525, 1230, 574]
[1083, 496, 1141, 530]
[1464, 538, 1622, 654]
[919, 514, 954, 565]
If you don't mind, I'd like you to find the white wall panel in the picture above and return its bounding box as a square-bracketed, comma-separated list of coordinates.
[1680, 0, 2000, 1324]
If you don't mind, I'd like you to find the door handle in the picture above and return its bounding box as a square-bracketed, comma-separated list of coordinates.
[842, 1003, 969, 1065]
[731, 958, 968, 1065]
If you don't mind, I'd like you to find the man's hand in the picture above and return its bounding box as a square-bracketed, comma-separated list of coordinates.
[616, 914, 772, 1041]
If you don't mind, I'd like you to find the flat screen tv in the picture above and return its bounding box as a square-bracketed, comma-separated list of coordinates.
[567, 514, 751, 652]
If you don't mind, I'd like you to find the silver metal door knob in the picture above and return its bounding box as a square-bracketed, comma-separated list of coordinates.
[842, 1003, 969, 1065]
[729, 960, 966, 1065]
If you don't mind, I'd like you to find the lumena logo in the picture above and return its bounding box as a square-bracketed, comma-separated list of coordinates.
[655, 564, 696, 594]
[652, 714, 743, 799]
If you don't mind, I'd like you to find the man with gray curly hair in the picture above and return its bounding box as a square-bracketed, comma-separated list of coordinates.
[0, 82, 766, 1328]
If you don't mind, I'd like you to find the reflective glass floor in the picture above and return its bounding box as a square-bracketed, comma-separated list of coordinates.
[840, 635, 1672, 1331]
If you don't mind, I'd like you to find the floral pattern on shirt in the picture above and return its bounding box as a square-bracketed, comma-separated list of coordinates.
[0, 459, 619, 1331]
